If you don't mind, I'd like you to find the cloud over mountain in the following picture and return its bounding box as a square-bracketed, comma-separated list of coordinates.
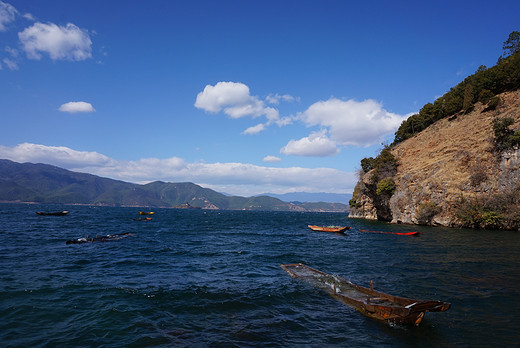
[0, 143, 356, 196]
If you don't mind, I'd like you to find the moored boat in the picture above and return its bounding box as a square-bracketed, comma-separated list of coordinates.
[358, 229, 421, 236]
[139, 211, 155, 215]
[308, 225, 349, 233]
[133, 217, 152, 221]
[280, 263, 450, 326]
[36, 211, 69, 216]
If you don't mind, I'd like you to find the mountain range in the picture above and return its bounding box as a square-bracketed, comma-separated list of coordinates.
[0, 159, 348, 212]
[258, 192, 351, 204]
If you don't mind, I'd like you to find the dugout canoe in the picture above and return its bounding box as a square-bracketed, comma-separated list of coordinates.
[358, 229, 421, 236]
[280, 263, 450, 326]
[36, 211, 69, 216]
[66, 232, 134, 244]
[308, 225, 350, 233]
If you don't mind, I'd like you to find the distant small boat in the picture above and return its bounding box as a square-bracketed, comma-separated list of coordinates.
[358, 229, 421, 236]
[66, 232, 134, 244]
[280, 263, 450, 326]
[139, 211, 154, 215]
[36, 211, 69, 216]
[133, 217, 152, 221]
[308, 225, 350, 233]
[173, 203, 201, 209]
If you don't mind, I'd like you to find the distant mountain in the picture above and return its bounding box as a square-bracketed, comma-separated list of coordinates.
[0, 159, 348, 212]
[260, 192, 352, 204]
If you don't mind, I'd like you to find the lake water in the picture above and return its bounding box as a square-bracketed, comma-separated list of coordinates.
[1, 203, 519, 347]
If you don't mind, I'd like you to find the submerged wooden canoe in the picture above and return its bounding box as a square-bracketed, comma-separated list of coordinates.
[66, 232, 134, 244]
[308, 225, 350, 233]
[280, 263, 450, 326]
[358, 229, 421, 236]
[36, 211, 69, 216]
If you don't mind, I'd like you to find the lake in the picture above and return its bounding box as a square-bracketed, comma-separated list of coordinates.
[1, 203, 519, 347]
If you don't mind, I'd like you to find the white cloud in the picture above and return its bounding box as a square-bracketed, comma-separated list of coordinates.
[2, 57, 17, 70]
[195, 81, 296, 134]
[0, 143, 356, 196]
[281, 130, 339, 157]
[0, 143, 114, 169]
[263, 155, 281, 163]
[58, 101, 95, 113]
[22, 12, 35, 21]
[266, 93, 298, 105]
[242, 123, 266, 135]
[281, 98, 408, 156]
[195, 81, 253, 114]
[18, 22, 92, 61]
[0, 1, 17, 31]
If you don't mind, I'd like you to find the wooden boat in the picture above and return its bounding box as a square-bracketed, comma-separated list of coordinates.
[66, 232, 134, 244]
[139, 211, 154, 215]
[308, 225, 350, 233]
[36, 211, 69, 216]
[133, 217, 152, 221]
[358, 229, 421, 236]
[280, 263, 450, 326]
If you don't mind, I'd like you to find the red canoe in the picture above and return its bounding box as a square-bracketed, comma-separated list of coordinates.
[358, 229, 421, 236]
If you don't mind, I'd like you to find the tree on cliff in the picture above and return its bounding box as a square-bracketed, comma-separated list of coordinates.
[502, 31, 520, 58]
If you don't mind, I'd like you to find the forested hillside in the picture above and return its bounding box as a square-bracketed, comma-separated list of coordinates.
[0, 159, 348, 212]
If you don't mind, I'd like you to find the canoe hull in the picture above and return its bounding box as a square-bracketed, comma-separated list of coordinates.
[36, 211, 69, 216]
[66, 232, 133, 244]
[308, 225, 349, 233]
[358, 229, 421, 236]
[280, 263, 450, 326]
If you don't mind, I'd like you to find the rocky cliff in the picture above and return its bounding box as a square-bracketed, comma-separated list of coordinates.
[349, 90, 520, 230]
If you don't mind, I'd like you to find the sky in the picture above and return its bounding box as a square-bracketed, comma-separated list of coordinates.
[1, 0, 519, 197]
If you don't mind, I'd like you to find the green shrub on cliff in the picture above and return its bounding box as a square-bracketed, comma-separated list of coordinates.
[376, 178, 396, 195]
[454, 185, 520, 229]
[492, 117, 520, 151]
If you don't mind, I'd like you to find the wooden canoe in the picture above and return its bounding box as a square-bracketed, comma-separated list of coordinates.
[308, 225, 350, 233]
[66, 232, 134, 244]
[280, 263, 450, 326]
[133, 217, 152, 221]
[36, 211, 69, 216]
[358, 229, 421, 236]
[139, 211, 155, 215]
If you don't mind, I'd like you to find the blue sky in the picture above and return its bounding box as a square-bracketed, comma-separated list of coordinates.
[1, 0, 518, 196]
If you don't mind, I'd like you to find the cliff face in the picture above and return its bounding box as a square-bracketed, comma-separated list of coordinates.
[349, 90, 520, 229]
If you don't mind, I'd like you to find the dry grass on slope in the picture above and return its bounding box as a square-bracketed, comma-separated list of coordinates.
[391, 90, 520, 216]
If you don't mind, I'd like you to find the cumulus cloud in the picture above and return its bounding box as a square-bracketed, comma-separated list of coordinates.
[0, 1, 17, 31]
[18, 22, 92, 61]
[0, 143, 356, 196]
[242, 123, 266, 135]
[195, 81, 296, 134]
[280, 98, 408, 157]
[58, 101, 95, 113]
[281, 130, 339, 157]
[301, 98, 406, 146]
[263, 155, 281, 163]
[0, 143, 114, 169]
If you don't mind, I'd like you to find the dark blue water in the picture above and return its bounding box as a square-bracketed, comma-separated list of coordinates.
[1, 203, 519, 347]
